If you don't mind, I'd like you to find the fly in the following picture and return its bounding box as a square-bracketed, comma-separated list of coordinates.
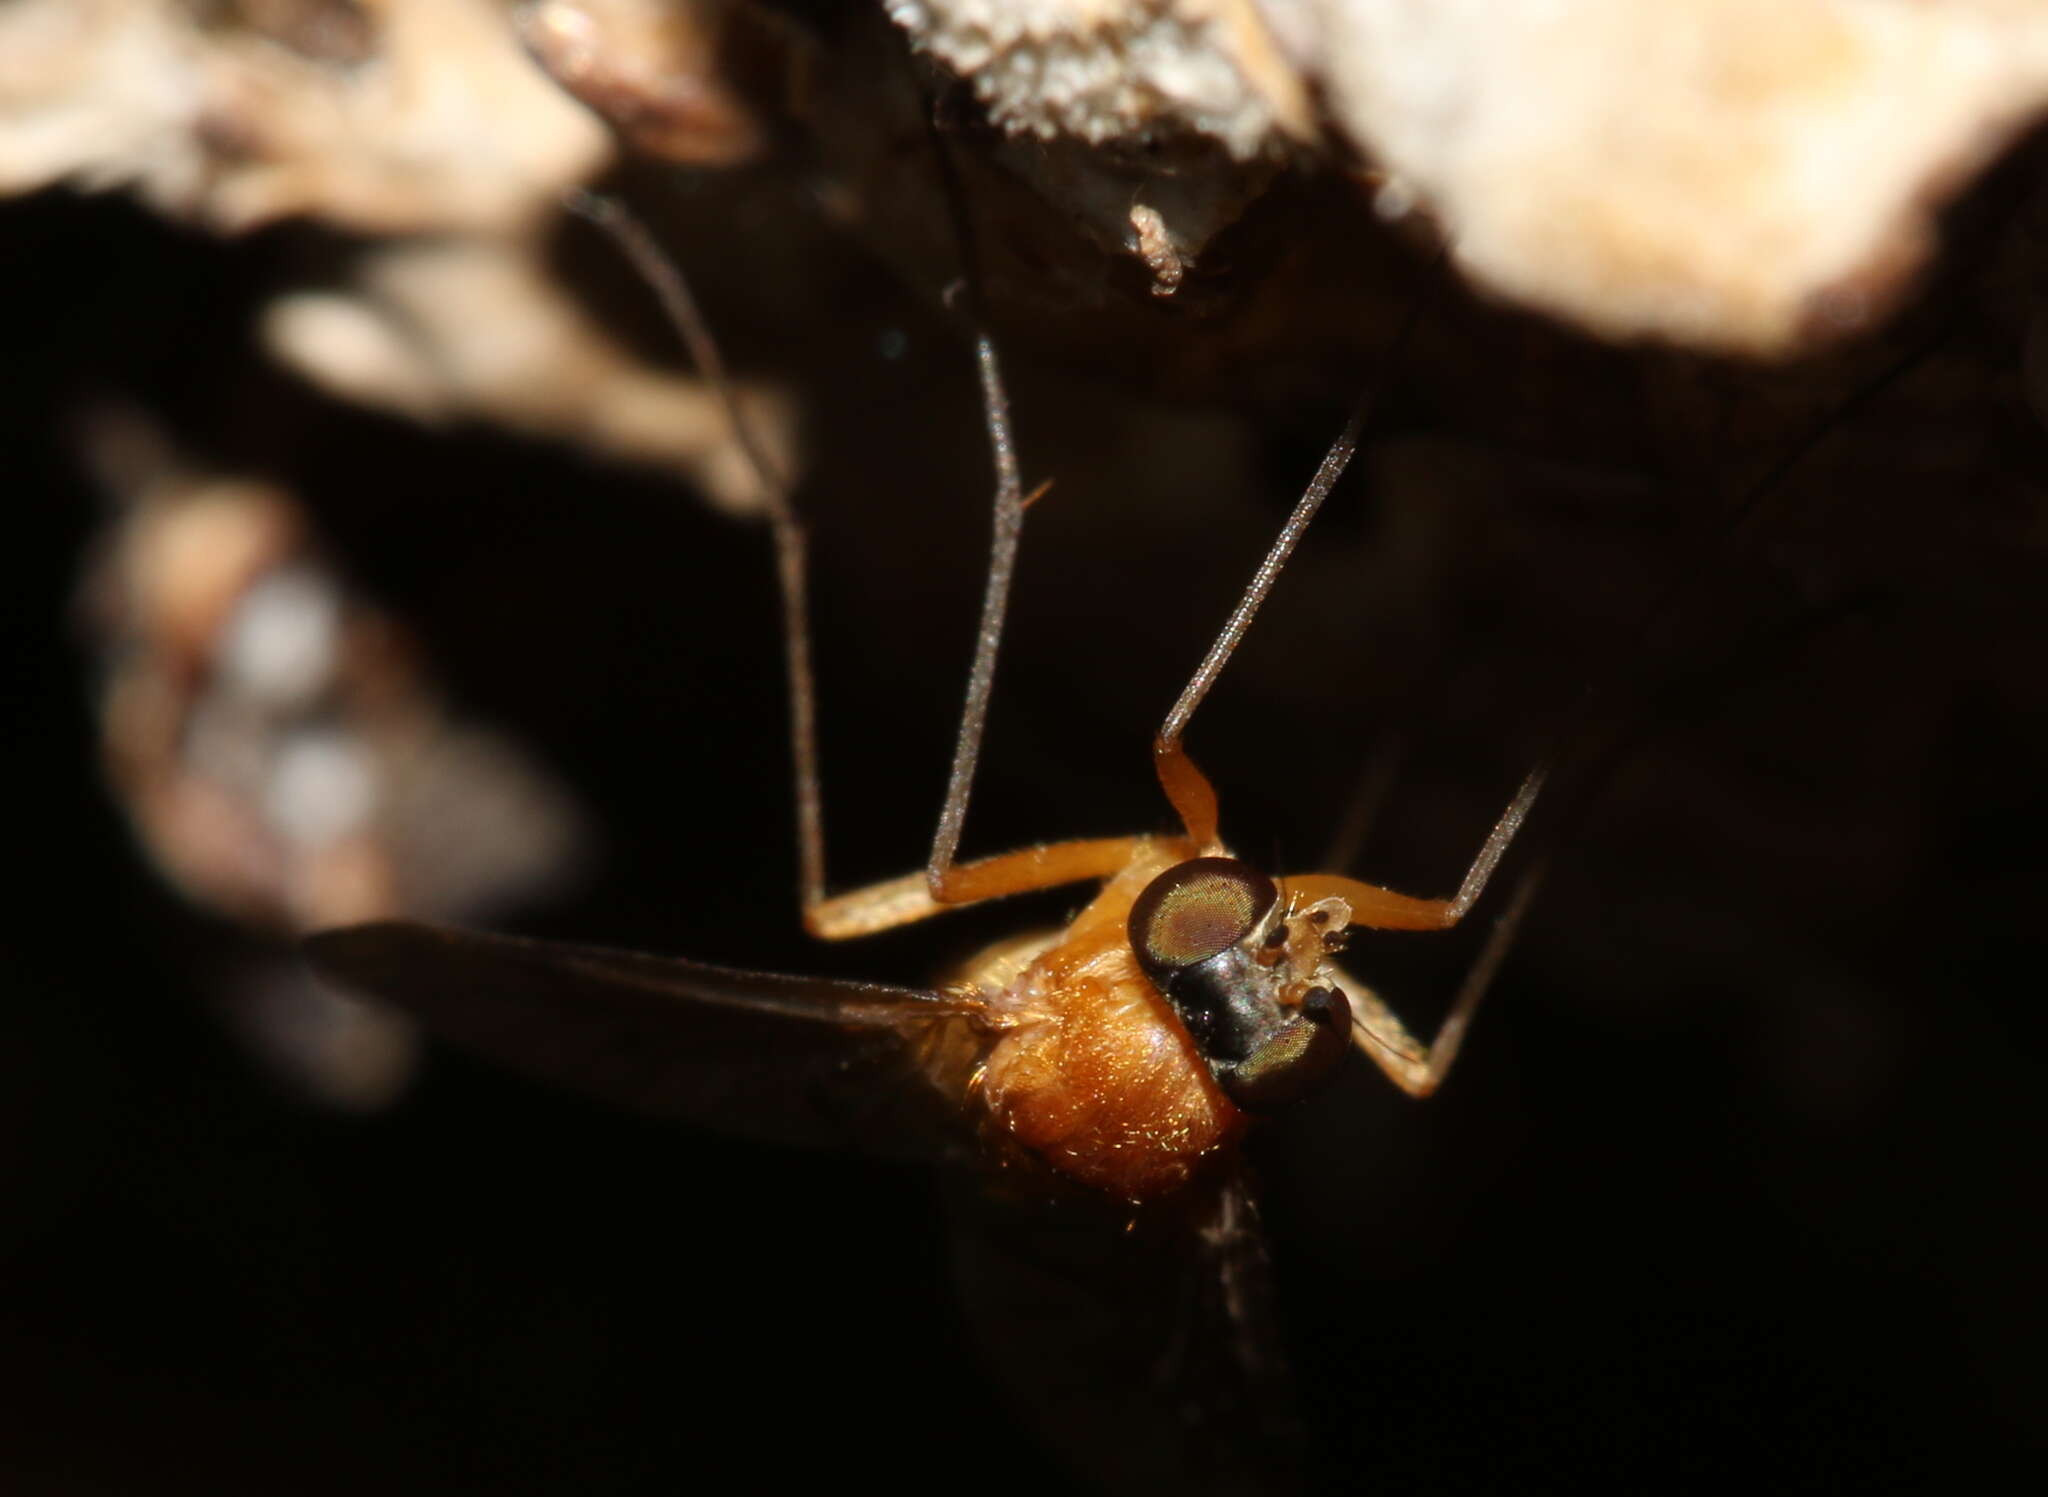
[298, 173, 1970, 1490]
[301, 195, 1554, 1493]
[304, 212, 1550, 1208]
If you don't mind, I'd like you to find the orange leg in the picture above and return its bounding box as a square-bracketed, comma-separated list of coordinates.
[1152, 738, 1221, 851]
[806, 835, 1176, 941]
[1274, 876, 1454, 931]
[1336, 859, 1548, 1097]
[1282, 764, 1550, 1094]
[585, 192, 1072, 941]
[783, 328, 1188, 942]
[1281, 762, 1547, 932]
[1145, 392, 1378, 851]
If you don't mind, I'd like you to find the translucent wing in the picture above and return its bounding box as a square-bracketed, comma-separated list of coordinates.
[304, 921, 988, 1162]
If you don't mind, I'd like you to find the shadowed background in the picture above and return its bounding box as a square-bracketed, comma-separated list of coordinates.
[3, 125, 2044, 1497]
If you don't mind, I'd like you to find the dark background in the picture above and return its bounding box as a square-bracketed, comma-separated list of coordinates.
[3, 136, 2044, 1495]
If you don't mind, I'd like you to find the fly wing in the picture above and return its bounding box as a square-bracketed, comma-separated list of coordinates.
[304, 921, 987, 1163]
[947, 1164, 1307, 1496]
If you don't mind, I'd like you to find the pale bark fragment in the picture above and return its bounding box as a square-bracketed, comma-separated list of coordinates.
[0, 0, 610, 234]
[1266, 0, 2048, 351]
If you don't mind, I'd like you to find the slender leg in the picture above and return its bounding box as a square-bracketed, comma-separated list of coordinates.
[569, 195, 1146, 941]
[1149, 402, 1368, 848]
[909, 84, 1083, 910]
[1290, 297, 1953, 1090]
[1146, 287, 1428, 847]
[920, 290, 1414, 893]
[563, 192, 831, 913]
[1256, 762, 1549, 1092]
[1280, 762, 1549, 930]
[1342, 853, 1550, 1097]
[806, 835, 1170, 940]
[923, 333, 1028, 901]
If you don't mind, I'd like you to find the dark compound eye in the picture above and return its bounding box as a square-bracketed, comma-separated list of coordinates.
[1222, 985, 1353, 1111]
[1128, 857, 1277, 992]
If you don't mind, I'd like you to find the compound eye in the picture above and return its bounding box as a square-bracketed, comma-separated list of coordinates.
[1128, 857, 1278, 990]
[1222, 985, 1353, 1110]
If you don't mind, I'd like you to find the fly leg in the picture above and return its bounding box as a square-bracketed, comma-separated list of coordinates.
[568, 198, 1167, 941]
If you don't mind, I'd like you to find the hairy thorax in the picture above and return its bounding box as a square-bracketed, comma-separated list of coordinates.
[952, 844, 1245, 1202]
